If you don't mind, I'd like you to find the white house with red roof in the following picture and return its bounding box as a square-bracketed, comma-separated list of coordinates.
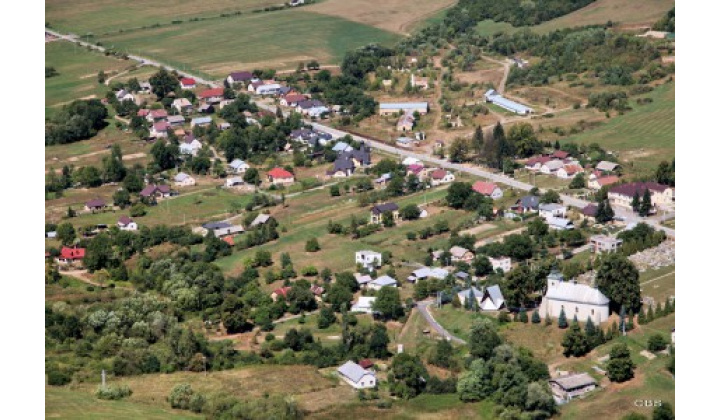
[146, 109, 168, 122]
[280, 93, 307, 107]
[525, 156, 551, 171]
[180, 77, 196, 89]
[588, 174, 621, 190]
[472, 181, 503, 200]
[430, 169, 455, 186]
[557, 163, 584, 179]
[198, 87, 224, 102]
[57, 247, 86, 265]
[151, 121, 169, 138]
[267, 167, 295, 185]
[271, 286, 292, 302]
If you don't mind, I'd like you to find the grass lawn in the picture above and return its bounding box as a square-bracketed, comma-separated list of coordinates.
[46, 188, 253, 227]
[96, 10, 401, 76]
[46, 387, 201, 419]
[46, 40, 134, 110]
[639, 265, 675, 305]
[475, 19, 518, 37]
[430, 305, 498, 342]
[557, 314, 675, 419]
[46, 0, 282, 35]
[534, 0, 675, 33]
[560, 81, 675, 178]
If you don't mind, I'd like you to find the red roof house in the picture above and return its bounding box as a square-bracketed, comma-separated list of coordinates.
[359, 359, 374, 369]
[180, 77, 196, 88]
[472, 181, 503, 199]
[198, 87, 224, 100]
[222, 236, 235, 246]
[59, 247, 85, 262]
[267, 167, 295, 184]
[271, 286, 292, 301]
[551, 150, 569, 159]
[431, 169, 447, 180]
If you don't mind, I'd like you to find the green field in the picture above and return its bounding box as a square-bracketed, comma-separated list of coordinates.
[45, 40, 133, 111]
[561, 81, 675, 177]
[474, 0, 675, 36]
[46, 387, 201, 419]
[46, 0, 283, 35]
[95, 10, 400, 76]
[639, 265, 675, 304]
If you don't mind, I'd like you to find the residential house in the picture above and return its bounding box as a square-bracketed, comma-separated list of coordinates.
[267, 167, 295, 185]
[342, 144, 371, 167]
[595, 161, 620, 173]
[57, 247, 85, 265]
[356, 250, 382, 270]
[449, 246, 474, 263]
[430, 169, 455, 186]
[327, 155, 355, 177]
[551, 150, 570, 160]
[513, 196, 540, 213]
[547, 217, 574, 231]
[410, 74, 429, 89]
[608, 182, 674, 210]
[271, 286, 292, 302]
[480, 285, 505, 311]
[151, 121, 169, 138]
[147, 109, 168, 122]
[368, 275, 397, 291]
[226, 71, 254, 86]
[406, 164, 424, 178]
[115, 89, 135, 103]
[85, 199, 107, 212]
[549, 373, 597, 402]
[540, 159, 565, 175]
[396, 112, 415, 131]
[228, 159, 250, 174]
[557, 164, 583, 179]
[167, 115, 185, 127]
[374, 173, 392, 186]
[337, 361, 377, 389]
[396, 136, 414, 147]
[457, 287, 483, 307]
[332, 141, 353, 153]
[297, 99, 329, 117]
[525, 156, 552, 171]
[588, 174, 620, 190]
[117, 216, 138, 231]
[484, 89, 532, 115]
[199, 104, 215, 114]
[139, 82, 152, 93]
[370, 202, 399, 224]
[174, 172, 196, 187]
[488, 256, 511, 273]
[254, 83, 283, 96]
[589, 235, 623, 253]
[351, 296, 377, 314]
[191, 116, 212, 128]
[250, 214, 273, 227]
[539, 203, 567, 220]
[198, 87, 224, 103]
[180, 78, 196, 89]
[472, 181, 503, 200]
[402, 157, 422, 166]
[539, 270, 610, 323]
[179, 136, 203, 156]
[172, 98, 193, 114]
[354, 273, 374, 288]
[225, 177, 244, 187]
[140, 184, 172, 201]
[407, 267, 449, 283]
[580, 204, 598, 223]
[280, 93, 307, 107]
[378, 102, 429, 116]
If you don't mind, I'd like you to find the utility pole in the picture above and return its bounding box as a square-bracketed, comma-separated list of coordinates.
[101, 369, 106, 388]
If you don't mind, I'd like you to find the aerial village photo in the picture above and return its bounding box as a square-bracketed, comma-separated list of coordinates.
[39, 0, 684, 419]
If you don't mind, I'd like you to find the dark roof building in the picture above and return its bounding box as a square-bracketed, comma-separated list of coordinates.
[371, 203, 399, 215]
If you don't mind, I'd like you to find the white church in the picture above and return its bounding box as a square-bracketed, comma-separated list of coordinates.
[539, 270, 610, 324]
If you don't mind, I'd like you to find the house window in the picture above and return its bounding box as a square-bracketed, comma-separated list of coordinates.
[575, 307, 579, 313]
[592, 309, 595, 315]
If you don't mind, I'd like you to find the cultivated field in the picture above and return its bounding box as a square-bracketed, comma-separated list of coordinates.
[307, 0, 457, 35]
[562, 81, 675, 177]
[45, 40, 134, 111]
[534, 0, 676, 33]
[46, 0, 282, 35]
[97, 10, 400, 76]
[46, 387, 200, 419]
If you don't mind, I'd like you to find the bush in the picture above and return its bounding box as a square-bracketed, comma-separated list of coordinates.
[647, 334, 668, 352]
[95, 384, 133, 400]
[129, 203, 147, 217]
[168, 383, 194, 409]
[47, 370, 72, 386]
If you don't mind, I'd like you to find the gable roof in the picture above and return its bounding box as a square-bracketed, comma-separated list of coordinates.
[483, 285, 504, 306]
[370, 275, 397, 287]
[472, 181, 499, 195]
[545, 281, 609, 305]
[431, 169, 447, 179]
[229, 159, 248, 169]
[228, 71, 253, 82]
[597, 175, 620, 187]
[149, 109, 168, 118]
[449, 246, 471, 258]
[550, 373, 597, 391]
[267, 167, 294, 179]
[273, 286, 291, 298]
[596, 161, 619, 172]
[118, 216, 133, 226]
[191, 116, 212, 125]
[542, 159, 565, 171]
[609, 182, 672, 197]
[180, 77, 195, 86]
[581, 204, 598, 217]
[60, 247, 85, 260]
[371, 202, 399, 215]
[283, 93, 307, 103]
[175, 172, 191, 182]
[458, 287, 482, 300]
[337, 361, 374, 383]
[86, 198, 106, 208]
[153, 121, 169, 132]
[198, 87, 224, 99]
[526, 156, 552, 166]
[518, 195, 540, 209]
[552, 150, 569, 159]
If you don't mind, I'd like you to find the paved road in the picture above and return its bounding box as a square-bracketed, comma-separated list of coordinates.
[46, 27, 675, 238]
[416, 301, 467, 344]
